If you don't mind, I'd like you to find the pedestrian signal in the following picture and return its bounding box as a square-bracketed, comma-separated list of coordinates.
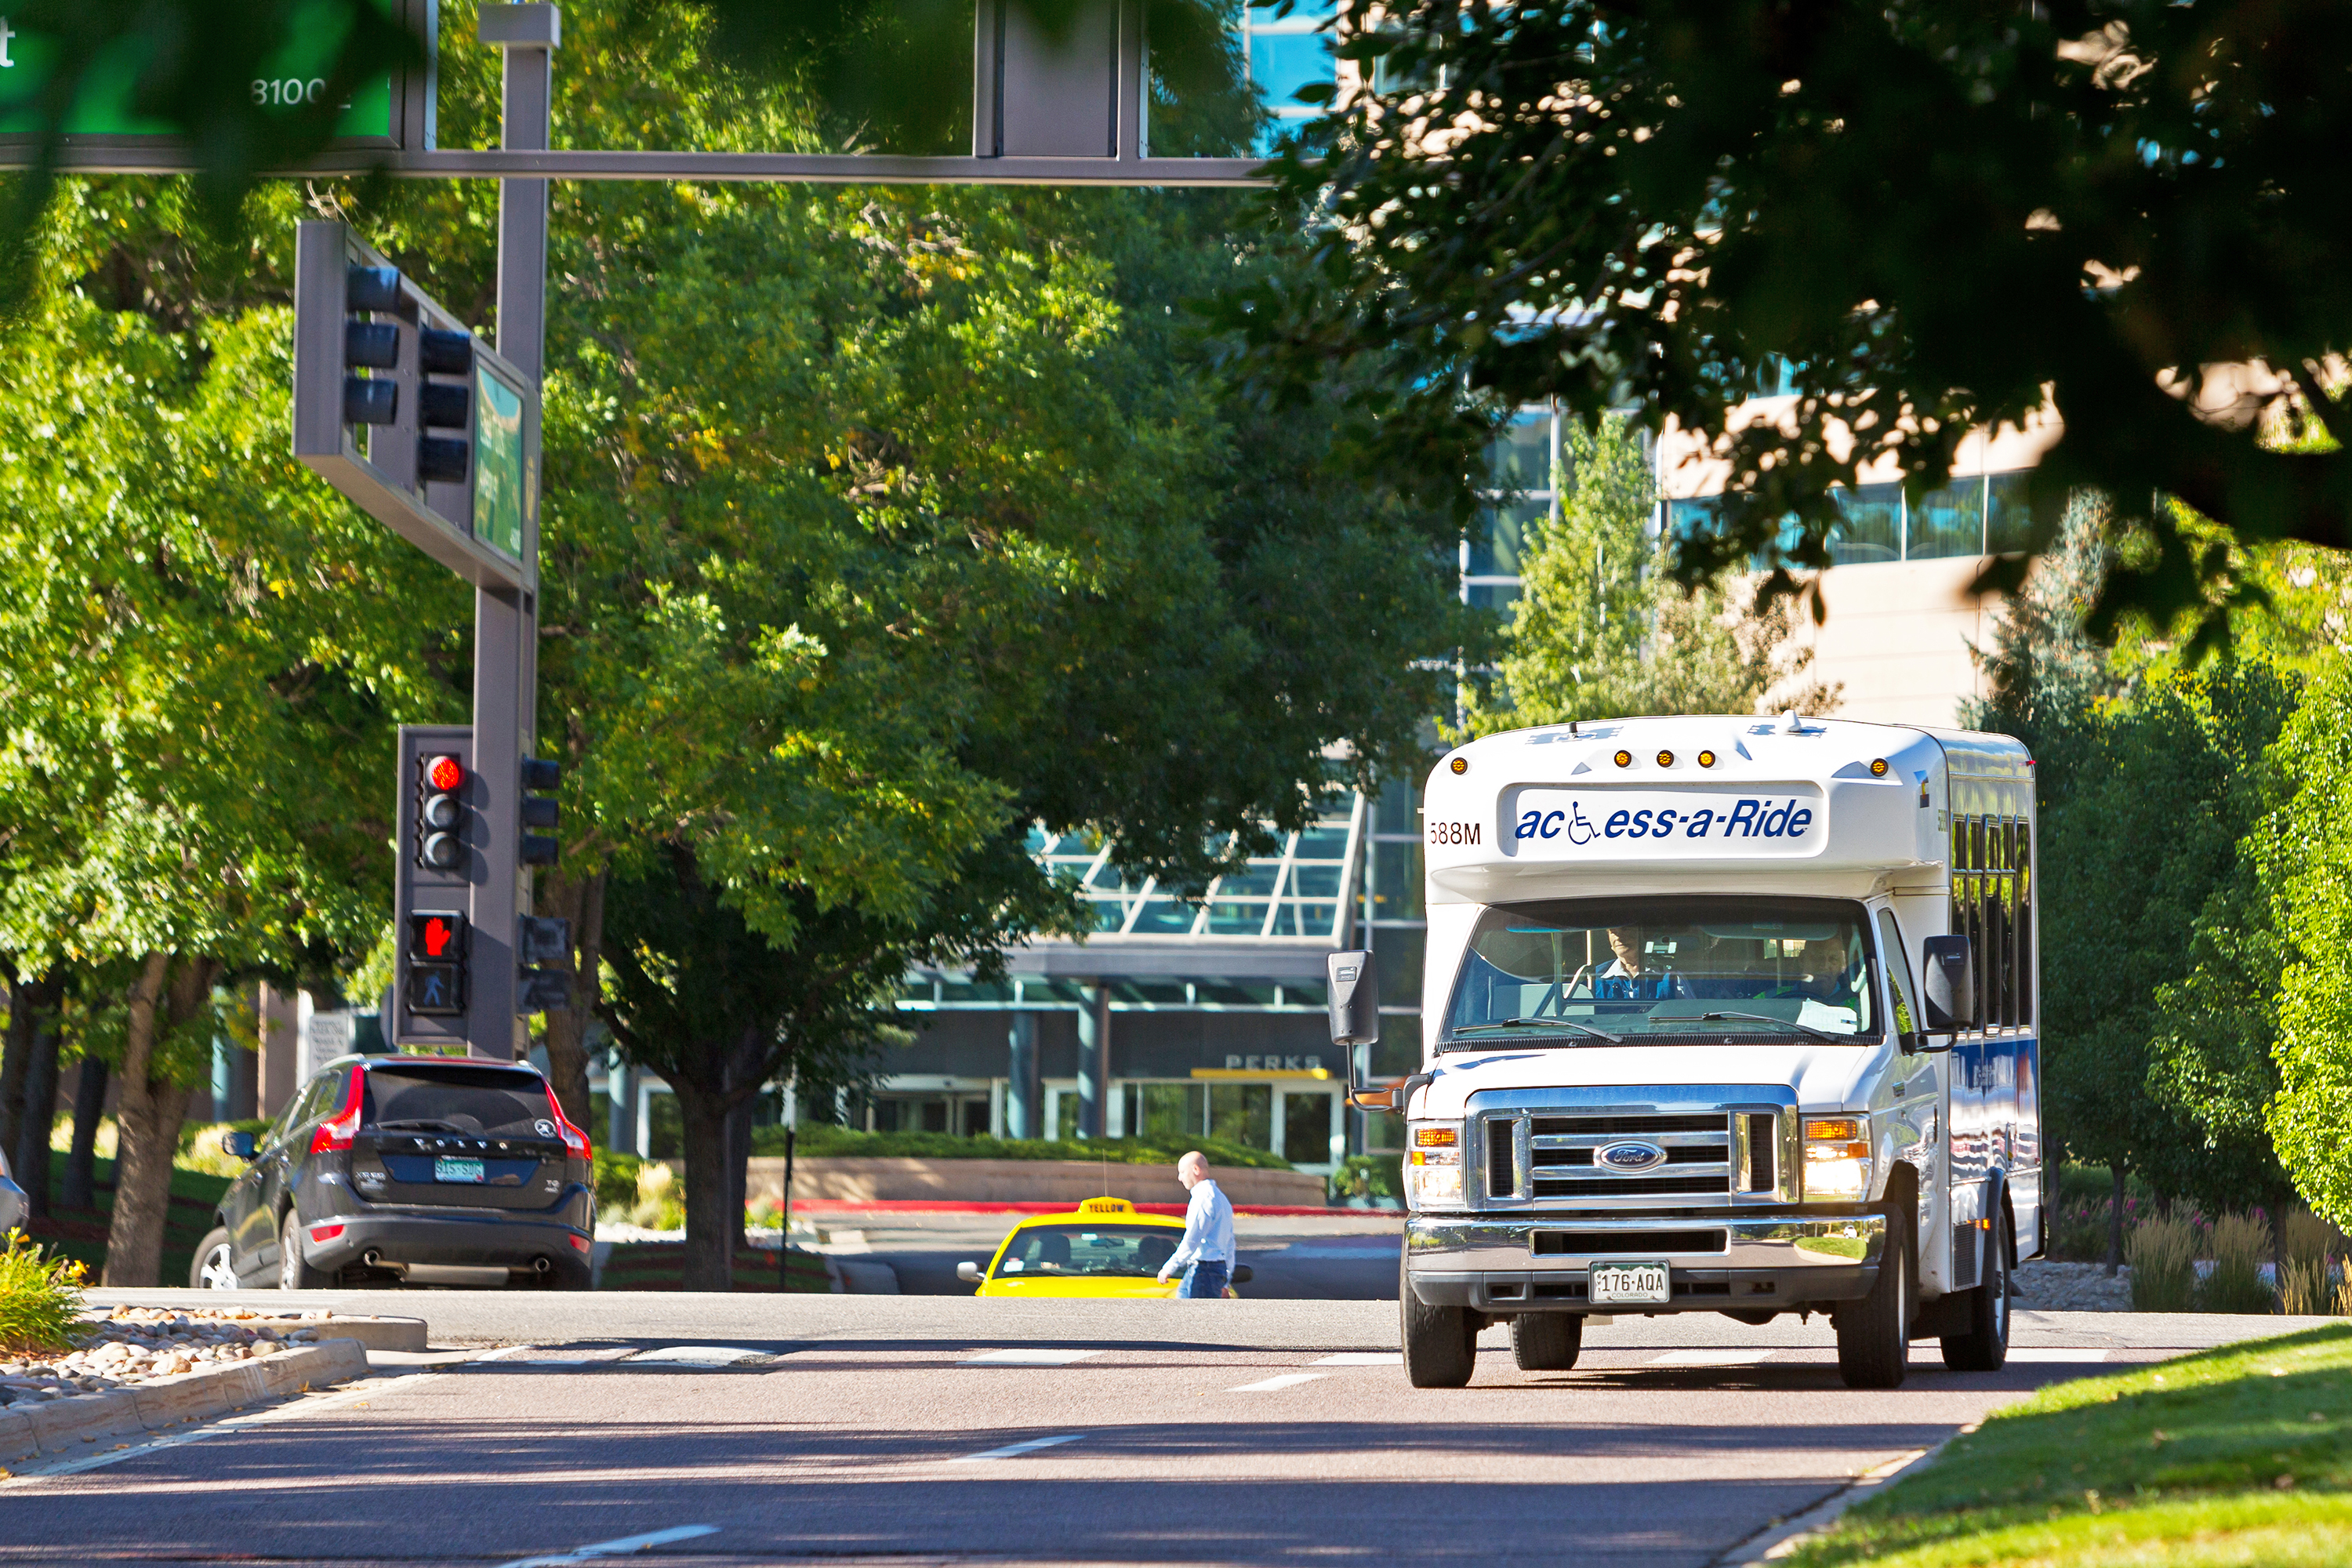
[405, 909, 468, 1017]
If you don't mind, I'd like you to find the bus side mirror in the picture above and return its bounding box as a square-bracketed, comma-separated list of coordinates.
[1920, 935, 1973, 1039]
[1327, 950, 1379, 1048]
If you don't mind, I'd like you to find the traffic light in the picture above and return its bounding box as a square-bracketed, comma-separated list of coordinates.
[517, 914, 572, 1013]
[394, 724, 475, 1051]
[520, 756, 561, 866]
[293, 221, 540, 592]
[405, 910, 468, 1016]
[416, 751, 470, 870]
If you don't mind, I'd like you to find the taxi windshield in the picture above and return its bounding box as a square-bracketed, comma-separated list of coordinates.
[1443, 896, 1878, 1045]
[994, 1223, 1180, 1279]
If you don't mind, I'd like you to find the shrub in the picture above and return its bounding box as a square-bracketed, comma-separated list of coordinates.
[591, 1149, 644, 1212]
[2201, 1211, 2277, 1314]
[751, 1124, 1294, 1171]
[1329, 1155, 1402, 1203]
[2283, 1208, 2341, 1270]
[0, 1230, 86, 1353]
[2128, 1215, 2198, 1312]
[2048, 1196, 2134, 1262]
[2280, 1257, 2333, 1316]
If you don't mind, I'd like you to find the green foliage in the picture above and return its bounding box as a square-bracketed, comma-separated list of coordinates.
[1787, 1324, 2352, 1568]
[0, 1229, 85, 1353]
[2203, 1213, 2278, 1315]
[1462, 414, 1833, 733]
[1328, 1153, 1402, 1202]
[2128, 1216, 2199, 1313]
[591, 1149, 644, 1213]
[750, 1123, 1295, 1171]
[1233, 0, 2352, 650]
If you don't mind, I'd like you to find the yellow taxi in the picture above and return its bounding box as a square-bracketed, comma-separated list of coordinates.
[955, 1197, 1249, 1298]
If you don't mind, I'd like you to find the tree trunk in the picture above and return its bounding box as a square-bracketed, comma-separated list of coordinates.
[2107, 1162, 2127, 1277]
[727, 1092, 755, 1258]
[62, 1055, 107, 1210]
[102, 955, 215, 1287]
[0, 969, 27, 1174]
[535, 867, 607, 1135]
[14, 993, 62, 1221]
[673, 1074, 736, 1293]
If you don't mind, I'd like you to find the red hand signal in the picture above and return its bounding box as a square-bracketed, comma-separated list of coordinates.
[424, 917, 452, 957]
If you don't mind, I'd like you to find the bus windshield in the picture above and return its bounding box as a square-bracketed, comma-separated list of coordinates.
[1442, 897, 1878, 1045]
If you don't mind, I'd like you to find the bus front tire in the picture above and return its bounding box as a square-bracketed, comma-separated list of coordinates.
[1512, 1312, 1582, 1371]
[1835, 1210, 1913, 1389]
[1400, 1260, 1478, 1388]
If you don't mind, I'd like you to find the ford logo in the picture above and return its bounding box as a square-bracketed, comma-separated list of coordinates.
[1595, 1140, 1668, 1173]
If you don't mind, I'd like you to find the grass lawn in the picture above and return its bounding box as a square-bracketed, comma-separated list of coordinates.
[1788, 1323, 2352, 1566]
[21, 1157, 234, 1287]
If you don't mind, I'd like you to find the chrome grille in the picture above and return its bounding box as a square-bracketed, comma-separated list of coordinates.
[1467, 1087, 1798, 1210]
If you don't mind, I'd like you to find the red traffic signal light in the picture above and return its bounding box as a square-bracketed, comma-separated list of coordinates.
[425, 754, 465, 792]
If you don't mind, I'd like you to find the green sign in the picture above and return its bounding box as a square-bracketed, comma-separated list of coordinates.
[472, 362, 526, 561]
[0, 1, 395, 140]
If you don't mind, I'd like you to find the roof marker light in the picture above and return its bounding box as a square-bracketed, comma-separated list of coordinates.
[1613, 750, 1632, 768]
[1656, 750, 1675, 768]
[1449, 757, 1468, 775]
[1871, 757, 1889, 776]
[1698, 750, 1717, 768]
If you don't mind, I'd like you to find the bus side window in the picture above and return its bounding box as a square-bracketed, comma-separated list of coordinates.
[2016, 821, 2034, 1027]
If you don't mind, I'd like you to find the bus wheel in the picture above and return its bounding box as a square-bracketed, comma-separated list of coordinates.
[1400, 1255, 1477, 1388]
[1835, 1209, 1912, 1389]
[1942, 1215, 2012, 1372]
[1512, 1312, 1582, 1371]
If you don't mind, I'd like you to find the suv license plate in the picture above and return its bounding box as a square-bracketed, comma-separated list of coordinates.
[434, 1156, 487, 1184]
[1588, 1261, 1671, 1305]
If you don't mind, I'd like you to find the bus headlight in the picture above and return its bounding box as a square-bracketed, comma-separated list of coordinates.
[1804, 1117, 1871, 1200]
[1406, 1123, 1463, 1206]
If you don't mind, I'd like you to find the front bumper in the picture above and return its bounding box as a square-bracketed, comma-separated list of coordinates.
[301, 1210, 592, 1288]
[1406, 1210, 1885, 1314]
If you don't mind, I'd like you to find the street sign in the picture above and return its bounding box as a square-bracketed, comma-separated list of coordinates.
[292, 219, 539, 591]
[0, 0, 436, 157]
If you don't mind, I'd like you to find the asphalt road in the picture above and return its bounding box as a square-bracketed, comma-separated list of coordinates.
[16, 1296, 2318, 1566]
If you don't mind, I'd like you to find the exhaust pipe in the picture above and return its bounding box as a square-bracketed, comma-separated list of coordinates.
[532, 1256, 553, 1275]
[362, 1249, 383, 1268]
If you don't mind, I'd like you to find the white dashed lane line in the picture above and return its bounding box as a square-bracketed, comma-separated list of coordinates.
[627, 1346, 768, 1368]
[959, 1348, 1101, 1367]
[952, 1433, 1091, 1461]
[492, 1523, 720, 1567]
[1650, 1350, 1763, 1367]
[1312, 1352, 1403, 1366]
[1229, 1373, 1327, 1392]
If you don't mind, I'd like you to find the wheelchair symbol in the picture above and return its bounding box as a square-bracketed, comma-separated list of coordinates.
[1563, 803, 1597, 845]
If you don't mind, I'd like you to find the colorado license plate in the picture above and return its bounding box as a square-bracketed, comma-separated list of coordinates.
[1588, 1261, 1671, 1305]
[434, 1156, 486, 1184]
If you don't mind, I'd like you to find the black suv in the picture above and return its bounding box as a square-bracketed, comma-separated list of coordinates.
[191, 1054, 594, 1290]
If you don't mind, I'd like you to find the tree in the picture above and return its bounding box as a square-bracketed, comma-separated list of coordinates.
[1465, 413, 1833, 732]
[0, 199, 459, 1282]
[1226, 0, 2352, 646]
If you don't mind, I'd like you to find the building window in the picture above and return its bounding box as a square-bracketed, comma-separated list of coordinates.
[1243, 0, 1338, 152]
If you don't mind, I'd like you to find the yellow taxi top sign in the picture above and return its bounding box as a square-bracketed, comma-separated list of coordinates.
[1076, 1196, 1135, 1214]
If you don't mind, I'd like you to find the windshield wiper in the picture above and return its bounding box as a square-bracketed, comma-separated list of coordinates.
[1448, 1017, 1624, 1046]
[1695, 1011, 1850, 1044]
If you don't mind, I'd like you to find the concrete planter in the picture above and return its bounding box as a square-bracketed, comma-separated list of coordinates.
[715, 1156, 1327, 1209]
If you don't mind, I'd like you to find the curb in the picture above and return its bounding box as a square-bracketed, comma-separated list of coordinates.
[78, 1312, 427, 1353]
[0, 1339, 369, 1468]
[1713, 1420, 1980, 1567]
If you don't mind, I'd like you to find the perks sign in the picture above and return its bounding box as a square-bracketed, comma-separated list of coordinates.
[1504, 786, 1824, 858]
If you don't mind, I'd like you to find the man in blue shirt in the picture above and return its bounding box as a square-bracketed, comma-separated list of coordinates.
[1155, 1151, 1236, 1298]
[1594, 927, 1687, 1000]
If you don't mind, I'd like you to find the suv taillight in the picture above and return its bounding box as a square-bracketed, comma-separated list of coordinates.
[543, 1087, 591, 1159]
[309, 1065, 364, 1155]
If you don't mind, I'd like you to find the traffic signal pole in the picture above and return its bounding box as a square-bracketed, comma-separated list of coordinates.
[470, 3, 557, 1059]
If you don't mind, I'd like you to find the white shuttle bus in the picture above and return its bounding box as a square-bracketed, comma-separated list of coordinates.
[1326, 713, 2040, 1388]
